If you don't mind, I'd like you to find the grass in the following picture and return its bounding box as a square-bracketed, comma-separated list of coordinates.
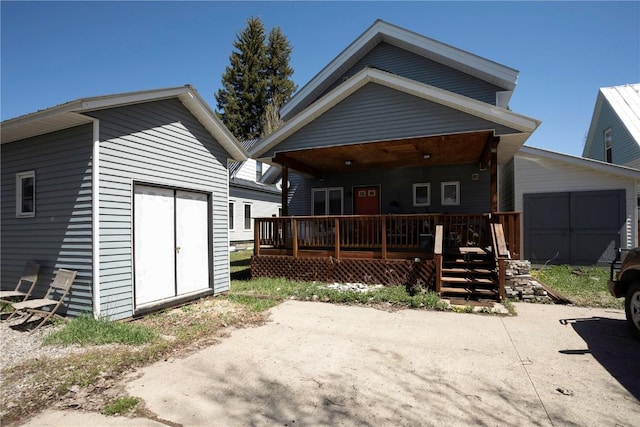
[102, 397, 140, 416]
[533, 264, 623, 309]
[44, 314, 159, 346]
[1, 249, 623, 425]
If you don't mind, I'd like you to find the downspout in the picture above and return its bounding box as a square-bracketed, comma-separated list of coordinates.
[91, 118, 101, 318]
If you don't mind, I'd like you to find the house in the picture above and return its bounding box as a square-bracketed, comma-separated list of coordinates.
[1, 86, 248, 320]
[504, 146, 640, 265]
[582, 84, 640, 169]
[228, 143, 281, 249]
[248, 20, 541, 300]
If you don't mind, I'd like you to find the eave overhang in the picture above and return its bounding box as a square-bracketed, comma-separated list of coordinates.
[1, 86, 248, 162]
[280, 19, 519, 120]
[251, 67, 540, 166]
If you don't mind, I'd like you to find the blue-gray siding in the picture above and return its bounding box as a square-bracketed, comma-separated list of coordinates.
[265, 84, 517, 159]
[1, 124, 94, 318]
[87, 98, 231, 320]
[326, 42, 502, 105]
[584, 98, 640, 165]
[287, 164, 491, 216]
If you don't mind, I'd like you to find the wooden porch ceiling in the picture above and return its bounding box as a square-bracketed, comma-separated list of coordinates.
[273, 131, 496, 176]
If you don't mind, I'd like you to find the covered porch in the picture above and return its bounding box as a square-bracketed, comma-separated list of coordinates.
[252, 212, 519, 301]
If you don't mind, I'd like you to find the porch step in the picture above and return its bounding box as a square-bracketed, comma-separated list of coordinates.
[440, 286, 499, 297]
[438, 246, 500, 301]
[442, 267, 493, 275]
[440, 276, 496, 286]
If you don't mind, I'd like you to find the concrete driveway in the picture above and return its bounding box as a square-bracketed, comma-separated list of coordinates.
[23, 301, 640, 426]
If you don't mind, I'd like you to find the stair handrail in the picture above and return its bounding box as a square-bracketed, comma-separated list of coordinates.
[490, 222, 509, 301]
[434, 225, 444, 294]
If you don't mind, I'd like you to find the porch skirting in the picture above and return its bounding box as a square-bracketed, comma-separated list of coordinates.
[251, 255, 436, 287]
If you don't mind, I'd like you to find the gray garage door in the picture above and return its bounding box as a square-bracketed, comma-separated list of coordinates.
[524, 190, 625, 265]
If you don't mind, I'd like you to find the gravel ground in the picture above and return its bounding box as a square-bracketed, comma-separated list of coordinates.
[0, 316, 85, 372]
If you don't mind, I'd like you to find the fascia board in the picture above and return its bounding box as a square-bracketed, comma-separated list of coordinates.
[281, 20, 518, 119]
[178, 89, 249, 162]
[369, 70, 539, 133]
[255, 67, 539, 159]
[77, 86, 191, 111]
[520, 145, 640, 179]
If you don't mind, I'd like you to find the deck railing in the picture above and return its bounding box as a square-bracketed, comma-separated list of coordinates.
[254, 212, 521, 260]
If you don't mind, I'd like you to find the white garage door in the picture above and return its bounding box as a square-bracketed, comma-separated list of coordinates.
[134, 185, 210, 307]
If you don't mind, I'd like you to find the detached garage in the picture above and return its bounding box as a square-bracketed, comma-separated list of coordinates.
[504, 146, 640, 265]
[1, 86, 248, 320]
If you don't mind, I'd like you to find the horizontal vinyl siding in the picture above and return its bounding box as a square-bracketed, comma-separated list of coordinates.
[514, 154, 637, 251]
[266, 84, 516, 158]
[229, 187, 281, 242]
[288, 164, 490, 216]
[89, 99, 231, 320]
[584, 99, 640, 165]
[1, 124, 94, 318]
[324, 42, 501, 105]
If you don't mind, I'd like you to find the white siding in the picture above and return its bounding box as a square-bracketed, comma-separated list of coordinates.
[514, 153, 637, 255]
[229, 187, 281, 243]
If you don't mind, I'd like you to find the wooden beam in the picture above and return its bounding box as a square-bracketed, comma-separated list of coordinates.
[274, 152, 322, 178]
[480, 135, 499, 170]
[334, 218, 341, 260]
[281, 165, 289, 217]
[489, 137, 499, 213]
[292, 218, 298, 258]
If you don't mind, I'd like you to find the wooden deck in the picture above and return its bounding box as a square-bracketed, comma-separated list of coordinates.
[251, 214, 518, 301]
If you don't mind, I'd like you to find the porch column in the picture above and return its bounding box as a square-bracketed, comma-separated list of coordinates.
[489, 138, 499, 213]
[281, 165, 289, 216]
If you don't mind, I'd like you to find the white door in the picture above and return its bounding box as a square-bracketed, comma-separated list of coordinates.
[134, 186, 176, 306]
[134, 185, 211, 308]
[176, 190, 210, 295]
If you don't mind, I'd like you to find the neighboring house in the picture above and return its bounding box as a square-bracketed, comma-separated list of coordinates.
[503, 146, 640, 265]
[1, 86, 248, 320]
[248, 20, 540, 299]
[582, 83, 640, 169]
[228, 145, 281, 248]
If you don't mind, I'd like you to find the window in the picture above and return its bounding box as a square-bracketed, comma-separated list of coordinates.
[255, 161, 263, 181]
[413, 183, 431, 207]
[16, 171, 35, 217]
[244, 204, 252, 230]
[441, 181, 460, 206]
[604, 128, 612, 163]
[312, 188, 343, 215]
[228, 202, 234, 230]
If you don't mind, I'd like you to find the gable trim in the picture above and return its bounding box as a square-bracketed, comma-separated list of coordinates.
[252, 67, 540, 158]
[1, 86, 249, 162]
[280, 19, 519, 119]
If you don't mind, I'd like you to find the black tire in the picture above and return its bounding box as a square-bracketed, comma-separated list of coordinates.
[625, 282, 640, 340]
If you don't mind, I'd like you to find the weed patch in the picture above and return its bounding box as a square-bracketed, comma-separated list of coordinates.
[102, 396, 140, 416]
[44, 315, 159, 346]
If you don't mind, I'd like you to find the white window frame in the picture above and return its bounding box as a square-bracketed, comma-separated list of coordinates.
[16, 170, 36, 218]
[441, 181, 460, 206]
[228, 201, 235, 231]
[604, 127, 613, 163]
[311, 187, 343, 215]
[413, 183, 431, 207]
[243, 203, 252, 230]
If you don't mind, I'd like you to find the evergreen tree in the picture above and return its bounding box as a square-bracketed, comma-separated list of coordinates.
[261, 27, 296, 137]
[215, 17, 267, 140]
[216, 18, 297, 140]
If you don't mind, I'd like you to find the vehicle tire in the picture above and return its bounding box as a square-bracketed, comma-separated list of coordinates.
[625, 282, 640, 340]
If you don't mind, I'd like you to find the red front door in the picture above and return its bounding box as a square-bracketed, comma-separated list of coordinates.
[354, 186, 380, 215]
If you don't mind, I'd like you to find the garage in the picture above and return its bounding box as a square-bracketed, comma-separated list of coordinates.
[523, 189, 625, 265]
[134, 184, 211, 309]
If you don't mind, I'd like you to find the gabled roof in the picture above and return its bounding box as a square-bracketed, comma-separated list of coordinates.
[520, 145, 640, 180]
[583, 83, 640, 157]
[229, 138, 259, 178]
[1, 85, 249, 161]
[280, 19, 519, 120]
[251, 67, 540, 164]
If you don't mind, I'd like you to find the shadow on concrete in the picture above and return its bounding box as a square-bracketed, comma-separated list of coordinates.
[559, 316, 640, 400]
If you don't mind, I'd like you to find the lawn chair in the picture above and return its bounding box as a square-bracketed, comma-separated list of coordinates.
[11, 268, 76, 333]
[0, 262, 41, 321]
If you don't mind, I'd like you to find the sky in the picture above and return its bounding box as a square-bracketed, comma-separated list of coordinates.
[1, 1, 638, 156]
